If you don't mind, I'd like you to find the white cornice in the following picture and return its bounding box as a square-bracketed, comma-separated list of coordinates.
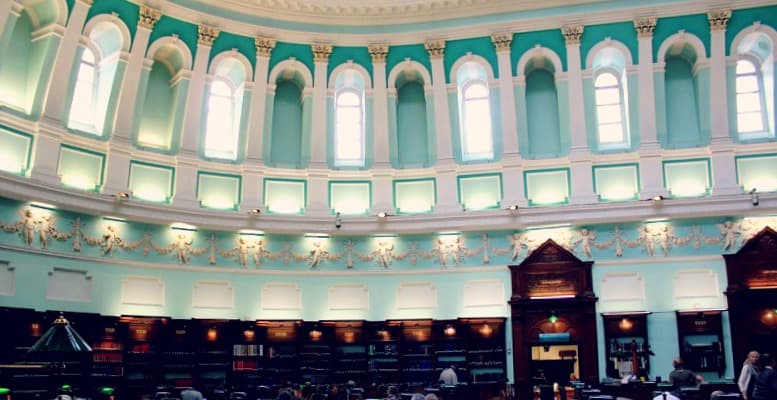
[137, 0, 776, 46]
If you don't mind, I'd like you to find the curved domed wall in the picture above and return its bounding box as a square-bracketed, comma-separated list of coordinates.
[1, 0, 777, 383]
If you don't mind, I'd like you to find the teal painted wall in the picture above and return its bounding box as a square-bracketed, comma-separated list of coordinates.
[653, 14, 710, 61]
[726, 6, 777, 56]
[269, 42, 314, 78]
[328, 46, 373, 82]
[445, 36, 498, 82]
[0, 13, 32, 111]
[211, 32, 257, 71]
[149, 17, 198, 61]
[664, 57, 701, 148]
[581, 22, 638, 66]
[86, 1, 139, 43]
[268, 80, 304, 167]
[525, 69, 562, 158]
[396, 81, 431, 168]
[512, 29, 567, 72]
[386, 44, 431, 80]
[137, 63, 176, 151]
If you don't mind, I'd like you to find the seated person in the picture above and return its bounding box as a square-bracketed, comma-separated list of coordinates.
[668, 358, 704, 390]
[439, 366, 458, 385]
[181, 387, 204, 400]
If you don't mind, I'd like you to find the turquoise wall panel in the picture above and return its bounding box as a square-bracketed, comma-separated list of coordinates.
[0, 126, 32, 175]
[328, 46, 373, 82]
[525, 69, 561, 158]
[445, 36, 498, 82]
[0, 14, 32, 112]
[736, 154, 777, 192]
[268, 80, 304, 167]
[137, 63, 175, 150]
[396, 81, 431, 168]
[653, 14, 710, 61]
[86, 0, 139, 42]
[27, 34, 61, 119]
[149, 16, 198, 60]
[664, 57, 701, 148]
[269, 42, 314, 77]
[581, 22, 638, 66]
[512, 29, 567, 72]
[726, 6, 777, 56]
[386, 44, 431, 79]
[211, 31, 257, 70]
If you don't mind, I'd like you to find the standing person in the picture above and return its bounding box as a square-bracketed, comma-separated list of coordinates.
[752, 353, 777, 400]
[439, 365, 458, 385]
[738, 351, 760, 400]
[181, 387, 204, 400]
[668, 357, 703, 390]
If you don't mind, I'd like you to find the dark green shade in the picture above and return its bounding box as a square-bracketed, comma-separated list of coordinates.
[0, 388, 10, 395]
[28, 315, 92, 353]
[100, 387, 115, 395]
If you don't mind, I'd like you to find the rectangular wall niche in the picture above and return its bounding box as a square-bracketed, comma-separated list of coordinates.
[0, 126, 32, 175]
[329, 181, 371, 215]
[599, 273, 646, 312]
[128, 161, 175, 203]
[463, 279, 505, 308]
[121, 276, 165, 306]
[192, 281, 234, 309]
[328, 284, 369, 311]
[261, 283, 302, 311]
[593, 164, 640, 201]
[524, 168, 570, 206]
[0, 262, 14, 296]
[736, 154, 777, 193]
[197, 171, 241, 210]
[458, 174, 502, 210]
[394, 178, 436, 214]
[663, 159, 710, 198]
[46, 268, 92, 302]
[673, 270, 719, 299]
[264, 179, 306, 214]
[396, 282, 437, 310]
[57, 145, 105, 191]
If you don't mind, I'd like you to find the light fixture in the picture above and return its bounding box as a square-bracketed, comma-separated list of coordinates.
[479, 323, 493, 337]
[335, 212, 342, 229]
[115, 191, 131, 202]
[651, 195, 665, 202]
[549, 312, 559, 324]
[249, 208, 261, 216]
[377, 211, 390, 219]
[309, 328, 323, 340]
[207, 327, 218, 341]
[619, 318, 633, 330]
[506, 204, 519, 211]
[444, 324, 456, 337]
[243, 328, 255, 340]
[751, 188, 759, 206]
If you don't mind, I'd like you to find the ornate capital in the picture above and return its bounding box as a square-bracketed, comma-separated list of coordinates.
[561, 24, 584, 45]
[634, 16, 657, 38]
[138, 5, 161, 30]
[708, 9, 732, 31]
[491, 32, 513, 51]
[255, 37, 277, 57]
[424, 40, 446, 58]
[368, 44, 389, 63]
[198, 25, 220, 47]
[312, 43, 333, 63]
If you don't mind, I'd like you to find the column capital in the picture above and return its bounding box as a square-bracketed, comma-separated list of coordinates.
[634, 16, 657, 38]
[561, 24, 584, 45]
[138, 5, 161, 30]
[491, 32, 513, 51]
[708, 9, 732, 31]
[198, 25, 220, 46]
[424, 40, 446, 59]
[312, 43, 333, 63]
[255, 36, 277, 57]
[368, 44, 389, 63]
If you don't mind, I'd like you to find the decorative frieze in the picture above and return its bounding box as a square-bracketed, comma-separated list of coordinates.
[138, 5, 161, 30]
[561, 24, 584, 45]
[491, 32, 513, 51]
[368, 44, 389, 63]
[424, 40, 446, 58]
[312, 43, 333, 63]
[197, 25, 220, 47]
[634, 16, 657, 38]
[255, 37, 277, 57]
[708, 9, 732, 31]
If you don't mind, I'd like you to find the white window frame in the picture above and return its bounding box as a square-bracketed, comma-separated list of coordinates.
[458, 78, 494, 161]
[67, 46, 100, 135]
[593, 68, 629, 148]
[203, 76, 240, 160]
[333, 87, 366, 167]
[735, 57, 768, 136]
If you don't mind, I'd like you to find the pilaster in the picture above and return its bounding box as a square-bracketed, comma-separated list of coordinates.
[708, 9, 733, 145]
[245, 37, 276, 164]
[180, 24, 219, 156]
[635, 16, 658, 147]
[425, 40, 454, 163]
[492, 32, 519, 158]
[310, 43, 332, 168]
[30, 131, 63, 185]
[370, 44, 390, 167]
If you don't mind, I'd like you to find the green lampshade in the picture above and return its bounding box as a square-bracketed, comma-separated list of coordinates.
[99, 387, 114, 395]
[28, 314, 92, 353]
[0, 387, 10, 395]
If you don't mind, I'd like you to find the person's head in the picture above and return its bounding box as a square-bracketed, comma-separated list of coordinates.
[276, 391, 293, 400]
[425, 394, 439, 400]
[759, 353, 775, 368]
[746, 351, 760, 365]
[673, 357, 684, 369]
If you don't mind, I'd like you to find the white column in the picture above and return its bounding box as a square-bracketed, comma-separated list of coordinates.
[310, 43, 332, 168]
[635, 16, 658, 146]
[245, 37, 276, 164]
[563, 25, 597, 205]
[180, 24, 219, 156]
[491, 33, 519, 158]
[708, 9, 740, 196]
[425, 40, 454, 163]
[708, 9, 733, 144]
[370, 44, 390, 167]
[40, 0, 94, 125]
[114, 5, 160, 139]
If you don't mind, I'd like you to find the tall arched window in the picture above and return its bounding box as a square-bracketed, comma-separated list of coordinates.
[203, 57, 247, 161]
[335, 89, 364, 165]
[735, 59, 766, 134]
[68, 47, 98, 132]
[456, 61, 493, 161]
[594, 71, 627, 144]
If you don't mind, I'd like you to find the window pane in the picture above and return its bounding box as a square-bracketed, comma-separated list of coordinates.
[595, 87, 620, 105]
[337, 91, 361, 106]
[736, 60, 757, 74]
[598, 123, 624, 143]
[737, 93, 762, 113]
[464, 83, 489, 99]
[737, 112, 765, 133]
[464, 98, 493, 154]
[595, 73, 618, 87]
[736, 75, 759, 93]
[210, 81, 232, 96]
[597, 104, 622, 124]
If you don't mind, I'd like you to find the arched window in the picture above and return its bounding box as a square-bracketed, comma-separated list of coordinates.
[334, 89, 364, 165]
[594, 71, 627, 144]
[457, 62, 493, 161]
[203, 57, 246, 161]
[735, 59, 766, 134]
[68, 47, 99, 132]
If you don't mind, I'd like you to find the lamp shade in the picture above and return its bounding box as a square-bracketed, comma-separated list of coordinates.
[28, 314, 92, 353]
